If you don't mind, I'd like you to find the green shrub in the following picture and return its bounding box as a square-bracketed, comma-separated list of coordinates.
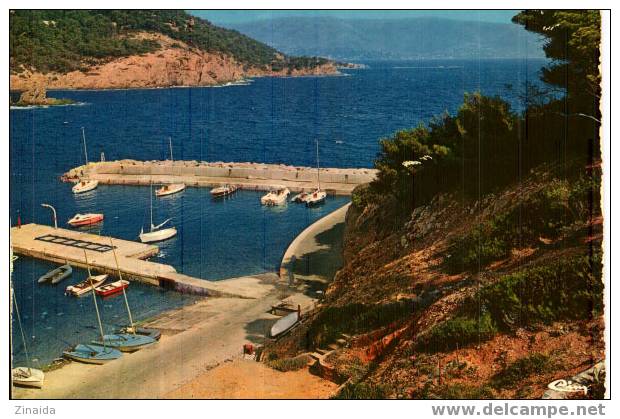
[475, 254, 603, 330]
[333, 382, 387, 399]
[491, 353, 556, 389]
[420, 313, 498, 353]
[267, 355, 309, 372]
[307, 301, 414, 348]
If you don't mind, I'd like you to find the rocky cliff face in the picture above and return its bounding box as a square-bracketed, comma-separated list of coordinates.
[266, 164, 604, 399]
[10, 33, 341, 92]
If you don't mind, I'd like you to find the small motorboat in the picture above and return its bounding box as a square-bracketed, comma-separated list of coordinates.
[118, 326, 162, 341]
[270, 311, 300, 338]
[261, 186, 290, 206]
[305, 189, 327, 207]
[38, 264, 72, 285]
[63, 343, 122, 364]
[95, 279, 129, 297]
[155, 183, 185, 197]
[291, 192, 310, 203]
[68, 213, 104, 227]
[66, 274, 108, 296]
[92, 333, 157, 352]
[211, 184, 238, 198]
[12, 367, 44, 388]
[72, 179, 99, 194]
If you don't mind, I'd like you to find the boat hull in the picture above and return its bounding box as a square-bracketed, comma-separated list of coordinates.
[63, 344, 122, 364]
[139, 227, 177, 243]
[92, 333, 157, 352]
[119, 327, 162, 341]
[66, 274, 107, 296]
[12, 367, 44, 388]
[38, 264, 72, 284]
[72, 180, 99, 194]
[156, 183, 185, 197]
[270, 311, 300, 338]
[95, 279, 129, 297]
[67, 213, 104, 226]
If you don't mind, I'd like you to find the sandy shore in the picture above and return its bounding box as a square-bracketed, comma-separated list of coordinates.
[13, 203, 350, 399]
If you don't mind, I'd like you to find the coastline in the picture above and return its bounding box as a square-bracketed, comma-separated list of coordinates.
[13, 203, 350, 399]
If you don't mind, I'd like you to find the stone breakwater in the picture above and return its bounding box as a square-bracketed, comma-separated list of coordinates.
[63, 160, 377, 195]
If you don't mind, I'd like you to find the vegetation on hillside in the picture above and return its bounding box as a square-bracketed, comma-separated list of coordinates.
[9, 10, 330, 74]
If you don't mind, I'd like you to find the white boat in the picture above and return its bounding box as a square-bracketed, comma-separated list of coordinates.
[211, 184, 238, 198]
[72, 179, 99, 194]
[261, 186, 290, 206]
[305, 189, 327, 207]
[72, 127, 98, 194]
[66, 274, 108, 296]
[155, 138, 185, 197]
[11, 240, 44, 389]
[12, 367, 45, 388]
[291, 191, 310, 203]
[304, 138, 327, 207]
[270, 311, 300, 338]
[140, 184, 177, 243]
[68, 213, 104, 226]
[155, 183, 186, 197]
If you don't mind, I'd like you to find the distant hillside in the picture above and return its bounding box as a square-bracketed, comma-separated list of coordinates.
[228, 16, 546, 60]
[10, 10, 334, 74]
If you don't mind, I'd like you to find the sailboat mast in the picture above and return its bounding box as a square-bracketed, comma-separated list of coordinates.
[109, 238, 135, 333]
[81, 127, 89, 164]
[149, 183, 154, 231]
[169, 137, 173, 162]
[316, 138, 321, 190]
[83, 250, 106, 347]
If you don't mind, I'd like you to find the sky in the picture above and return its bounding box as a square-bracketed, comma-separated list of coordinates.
[190, 10, 521, 25]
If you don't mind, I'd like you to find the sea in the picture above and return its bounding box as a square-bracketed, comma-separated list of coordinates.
[9, 58, 547, 366]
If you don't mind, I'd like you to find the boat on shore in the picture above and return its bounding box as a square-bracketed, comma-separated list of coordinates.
[66, 274, 108, 296]
[11, 241, 45, 388]
[92, 333, 157, 352]
[63, 344, 122, 364]
[68, 213, 104, 227]
[261, 186, 290, 206]
[38, 264, 72, 285]
[95, 279, 129, 297]
[211, 184, 238, 198]
[155, 183, 186, 197]
[270, 311, 300, 338]
[118, 326, 162, 341]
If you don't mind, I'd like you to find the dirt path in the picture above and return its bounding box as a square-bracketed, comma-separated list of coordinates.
[165, 359, 337, 399]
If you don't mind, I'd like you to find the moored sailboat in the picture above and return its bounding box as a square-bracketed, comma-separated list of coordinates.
[140, 183, 177, 243]
[155, 137, 185, 197]
[304, 138, 327, 207]
[11, 244, 45, 389]
[63, 251, 122, 364]
[72, 127, 98, 194]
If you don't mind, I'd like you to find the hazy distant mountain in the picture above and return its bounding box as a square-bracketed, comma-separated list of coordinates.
[228, 17, 545, 60]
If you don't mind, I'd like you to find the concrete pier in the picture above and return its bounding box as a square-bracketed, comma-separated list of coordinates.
[62, 160, 377, 195]
[11, 223, 275, 299]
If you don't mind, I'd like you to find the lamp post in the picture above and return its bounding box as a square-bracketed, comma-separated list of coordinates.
[41, 204, 57, 229]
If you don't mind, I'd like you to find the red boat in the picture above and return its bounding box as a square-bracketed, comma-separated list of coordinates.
[68, 213, 104, 227]
[95, 279, 129, 297]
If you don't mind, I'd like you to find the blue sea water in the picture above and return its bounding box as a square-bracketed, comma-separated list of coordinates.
[10, 59, 546, 366]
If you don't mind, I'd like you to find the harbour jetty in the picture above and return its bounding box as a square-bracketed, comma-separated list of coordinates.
[62, 160, 377, 195]
[10, 223, 275, 299]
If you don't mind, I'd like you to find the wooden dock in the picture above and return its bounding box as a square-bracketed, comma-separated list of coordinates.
[62, 160, 377, 195]
[11, 223, 277, 299]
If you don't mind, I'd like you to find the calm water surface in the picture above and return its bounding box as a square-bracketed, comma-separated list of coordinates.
[10, 59, 546, 365]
